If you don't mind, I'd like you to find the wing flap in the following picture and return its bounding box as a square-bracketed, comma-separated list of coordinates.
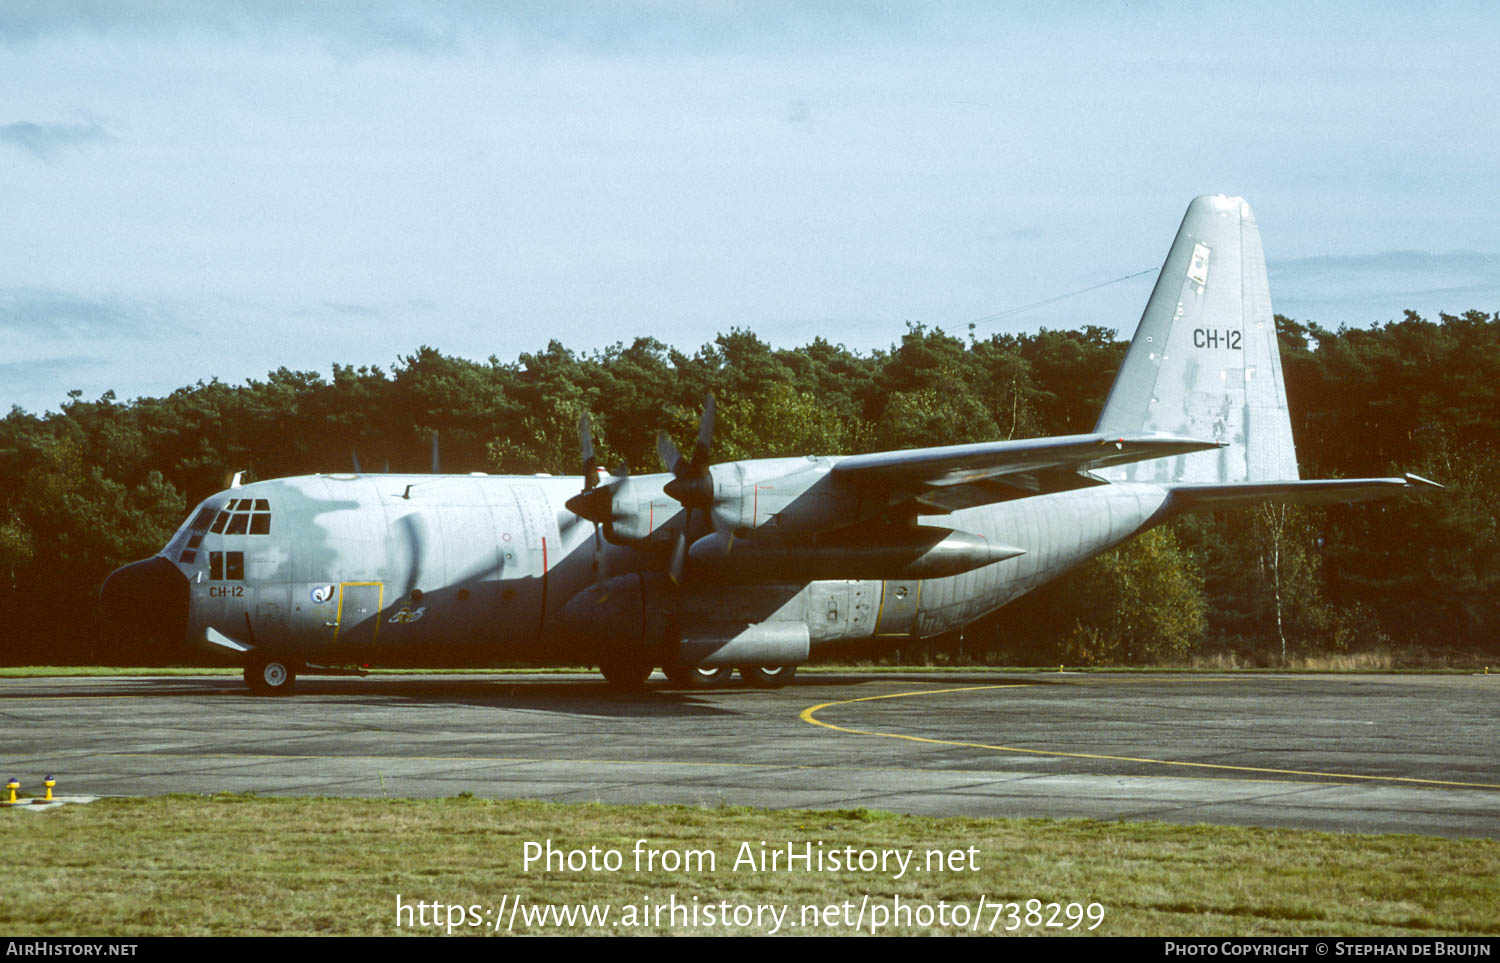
[910, 468, 1106, 514]
[832, 433, 1223, 488]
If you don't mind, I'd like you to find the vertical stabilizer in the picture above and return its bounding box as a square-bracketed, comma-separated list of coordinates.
[1095, 195, 1298, 483]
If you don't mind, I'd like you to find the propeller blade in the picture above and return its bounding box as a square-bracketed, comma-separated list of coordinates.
[690, 392, 715, 468]
[658, 393, 718, 587]
[590, 523, 612, 602]
[351, 449, 362, 474]
[567, 410, 614, 524]
[657, 431, 682, 474]
[667, 527, 687, 585]
[430, 429, 440, 473]
[580, 413, 597, 490]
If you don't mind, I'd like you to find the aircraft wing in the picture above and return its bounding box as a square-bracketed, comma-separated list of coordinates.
[831, 433, 1223, 513]
[1167, 474, 1443, 512]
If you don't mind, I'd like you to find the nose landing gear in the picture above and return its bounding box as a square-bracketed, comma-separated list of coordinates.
[244, 658, 299, 696]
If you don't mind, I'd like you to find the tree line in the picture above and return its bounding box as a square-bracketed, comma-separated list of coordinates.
[1, 311, 1495, 665]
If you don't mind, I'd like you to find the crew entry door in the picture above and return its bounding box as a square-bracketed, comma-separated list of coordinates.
[334, 581, 384, 651]
[875, 580, 921, 637]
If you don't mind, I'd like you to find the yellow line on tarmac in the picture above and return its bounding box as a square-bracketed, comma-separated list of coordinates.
[799, 684, 1500, 791]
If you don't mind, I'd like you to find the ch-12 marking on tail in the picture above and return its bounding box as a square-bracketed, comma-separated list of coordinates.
[101, 196, 1439, 694]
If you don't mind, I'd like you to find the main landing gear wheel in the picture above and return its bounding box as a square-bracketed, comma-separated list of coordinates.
[598, 658, 654, 690]
[662, 665, 733, 689]
[244, 658, 298, 696]
[737, 665, 797, 688]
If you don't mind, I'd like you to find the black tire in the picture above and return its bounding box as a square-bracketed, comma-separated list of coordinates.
[244, 658, 298, 696]
[598, 658, 654, 690]
[737, 665, 798, 688]
[662, 665, 734, 689]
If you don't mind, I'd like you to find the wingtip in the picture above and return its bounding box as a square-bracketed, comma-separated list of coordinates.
[1403, 472, 1445, 491]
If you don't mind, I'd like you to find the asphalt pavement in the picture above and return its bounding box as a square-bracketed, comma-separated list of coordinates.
[3, 671, 1496, 837]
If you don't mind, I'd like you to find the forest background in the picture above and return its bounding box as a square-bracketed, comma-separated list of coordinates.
[2, 311, 1494, 667]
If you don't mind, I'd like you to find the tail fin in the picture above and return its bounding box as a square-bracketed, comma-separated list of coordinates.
[1095, 195, 1298, 484]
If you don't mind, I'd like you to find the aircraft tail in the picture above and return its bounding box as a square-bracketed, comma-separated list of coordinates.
[1095, 195, 1299, 484]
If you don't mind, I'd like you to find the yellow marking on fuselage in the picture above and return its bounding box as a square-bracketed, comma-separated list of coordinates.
[873, 580, 922, 637]
[336, 581, 384, 645]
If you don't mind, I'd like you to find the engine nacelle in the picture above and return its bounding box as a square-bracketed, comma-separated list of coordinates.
[601, 475, 679, 543]
[599, 459, 902, 546]
[557, 572, 676, 660]
[707, 458, 866, 537]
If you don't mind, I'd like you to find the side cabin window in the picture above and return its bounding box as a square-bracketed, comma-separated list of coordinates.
[209, 551, 244, 581]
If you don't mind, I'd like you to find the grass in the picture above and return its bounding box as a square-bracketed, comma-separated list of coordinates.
[1, 796, 1496, 936]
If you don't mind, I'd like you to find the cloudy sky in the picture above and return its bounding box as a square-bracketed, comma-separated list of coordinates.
[3, 2, 1497, 414]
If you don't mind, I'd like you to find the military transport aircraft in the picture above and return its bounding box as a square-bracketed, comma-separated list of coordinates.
[100, 196, 1437, 694]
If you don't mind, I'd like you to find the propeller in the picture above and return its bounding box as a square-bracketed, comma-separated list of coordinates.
[564, 412, 618, 595]
[657, 394, 716, 584]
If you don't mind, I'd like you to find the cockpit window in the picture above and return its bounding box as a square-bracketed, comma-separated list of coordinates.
[210, 501, 272, 536]
[179, 505, 222, 563]
[178, 498, 272, 566]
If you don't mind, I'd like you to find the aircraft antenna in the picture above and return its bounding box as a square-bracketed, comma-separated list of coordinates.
[968, 267, 1158, 329]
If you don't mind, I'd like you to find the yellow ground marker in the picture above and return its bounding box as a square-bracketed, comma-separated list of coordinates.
[799, 683, 1500, 791]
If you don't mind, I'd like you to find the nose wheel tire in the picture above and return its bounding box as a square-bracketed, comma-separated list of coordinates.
[737, 665, 797, 688]
[244, 658, 298, 696]
[663, 665, 734, 689]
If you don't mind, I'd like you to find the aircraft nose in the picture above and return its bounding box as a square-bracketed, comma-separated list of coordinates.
[99, 556, 190, 656]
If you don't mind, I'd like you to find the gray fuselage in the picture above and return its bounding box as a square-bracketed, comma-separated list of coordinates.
[156, 466, 1170, 667]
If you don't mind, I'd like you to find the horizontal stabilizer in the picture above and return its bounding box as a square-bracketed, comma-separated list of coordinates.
[1169, 473, 1443, 513]
[833, 433, 1223, 488]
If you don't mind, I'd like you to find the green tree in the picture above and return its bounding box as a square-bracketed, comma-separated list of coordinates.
[1058, 527, 1208, 664]
[716, 382, 855, 460]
